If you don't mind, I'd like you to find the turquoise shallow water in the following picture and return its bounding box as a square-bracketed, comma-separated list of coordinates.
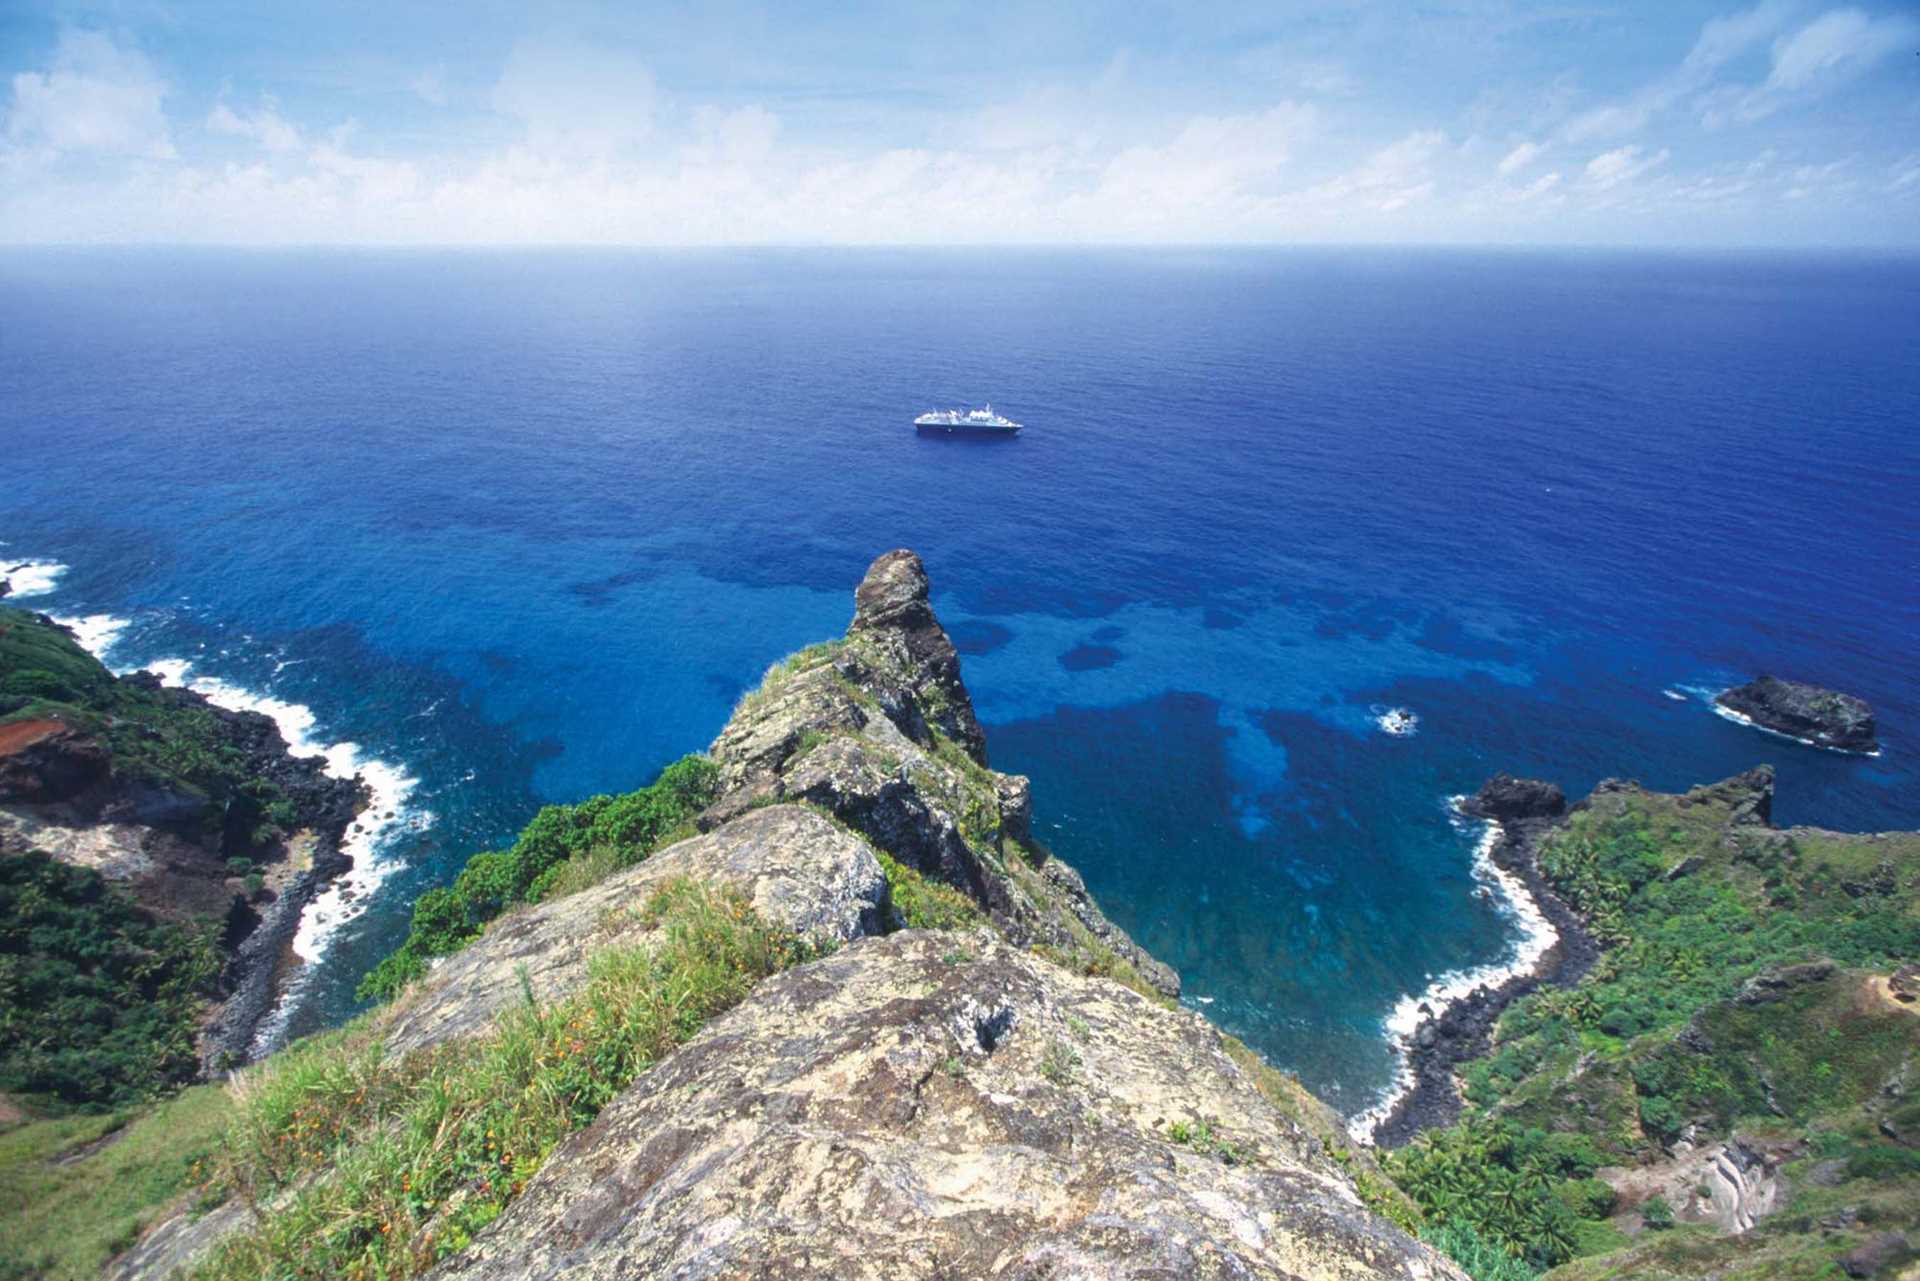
[2, 247, 1916, 1115]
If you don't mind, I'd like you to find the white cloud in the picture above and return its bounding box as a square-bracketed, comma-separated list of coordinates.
[1890, 154, 1920, 193]
[207, 100, 301, 152]
[1508, 171, 1562, 202]
[1095, 103, 1316, 210]
[1307, 130, 1446, 213]
[1561, 0, 1792, 142]
[1767, 9, 1916, 92]
[1584, 144, 1670, 190]
[5, 29, 173, 159]
[1702, 7, 1920, 125]
[411, 66, 448, 108]
[491, 36, 656, 158]
[1497, 141, 1543, 176]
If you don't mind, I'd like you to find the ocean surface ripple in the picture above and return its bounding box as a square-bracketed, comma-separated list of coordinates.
[3, 248, 1916, 1110]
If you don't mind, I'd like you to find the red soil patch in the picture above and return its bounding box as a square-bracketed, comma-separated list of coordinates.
[0, 718, 65, 757]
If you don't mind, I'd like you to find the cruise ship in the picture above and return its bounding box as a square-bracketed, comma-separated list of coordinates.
[914, 405, 1021, 434]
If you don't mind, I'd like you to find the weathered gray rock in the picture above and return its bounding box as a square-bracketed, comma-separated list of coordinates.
[108, 1198, 254, 1281]
[427, 931, 1464, 1281]
[1717, 675, 1878, 755]
[707, 550, 1179, 1000]
[380, 805, 886, 1058]
[850, 548, 988, 763]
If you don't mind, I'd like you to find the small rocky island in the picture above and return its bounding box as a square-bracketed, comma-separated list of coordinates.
[1715, 673, 1878, 754]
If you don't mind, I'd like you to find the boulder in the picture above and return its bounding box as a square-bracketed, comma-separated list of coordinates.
[1717, 675, 1878, 755]
[1839, 1230, 1910, 1278]
[1461, 773, 1566, 823]
[425, 932, 1464, 1281]
[380, 805, 887, 1058]
[1735, 959, 1837, 1006]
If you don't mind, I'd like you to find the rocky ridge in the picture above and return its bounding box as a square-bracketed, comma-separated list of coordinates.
[706, 549, 1180, 1001]
[112, 550, 1458, 1281]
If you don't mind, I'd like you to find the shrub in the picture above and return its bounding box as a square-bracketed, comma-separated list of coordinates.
[0, 852, 221, 1106]
[1555, 1177, 1617, 1219]
[1422, 1221, 1540, 1281]
[1640, 1195, 1674, 1230]
[357, 755, 720, 1002]
[876, 851, 980, 931]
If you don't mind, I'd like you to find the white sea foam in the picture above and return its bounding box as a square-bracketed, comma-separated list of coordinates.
[1346, 798, 1560, 1144]
[2, 558, 68, 598]
[47, 612, 131, 659]
[1662, 687, 1689, 702]
[1371, 704, 1419, 737]
[133, 660, 430, 1051]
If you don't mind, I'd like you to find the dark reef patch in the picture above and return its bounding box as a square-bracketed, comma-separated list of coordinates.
[948, 619, 1015, 657]
[1414, 615, 1519, 664]
[1059, 644, 1122, 672]
[569, 565, 665, 607]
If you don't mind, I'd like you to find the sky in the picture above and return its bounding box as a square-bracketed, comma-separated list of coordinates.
[1, 1, 1917, 246]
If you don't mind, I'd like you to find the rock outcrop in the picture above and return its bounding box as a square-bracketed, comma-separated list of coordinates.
[0, 609, 369, 1065]
[0, 715, 110, 802]
[1716, 674, 1878, 754]
[428, 931, 1462, 1281]
[380, 804, 887, 1057]
[708, 549, 1179, 1000]
[1460, 773, 1565, 823]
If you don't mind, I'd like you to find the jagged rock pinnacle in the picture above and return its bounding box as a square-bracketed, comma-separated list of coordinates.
[849, 549, 987, 765]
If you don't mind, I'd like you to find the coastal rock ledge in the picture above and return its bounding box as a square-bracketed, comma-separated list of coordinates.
[429, 932, 1462, 1281]
[1715, 674, 1878, 755]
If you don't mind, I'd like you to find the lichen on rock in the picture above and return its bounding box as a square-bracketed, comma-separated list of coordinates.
[426, 932, 1462, 1281]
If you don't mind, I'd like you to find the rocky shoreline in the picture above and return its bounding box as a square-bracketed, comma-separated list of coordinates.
[0, 611, 370, 1068]
[1370, 774, 1602, 1148]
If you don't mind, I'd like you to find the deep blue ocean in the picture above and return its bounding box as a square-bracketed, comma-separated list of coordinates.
[3, 248, 1916, 1116]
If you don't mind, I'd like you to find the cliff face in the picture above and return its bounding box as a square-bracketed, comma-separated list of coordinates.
[113, 551, 1459, 1281]
[0, 608, 367, 1077]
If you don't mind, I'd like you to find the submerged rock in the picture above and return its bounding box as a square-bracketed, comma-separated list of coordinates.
[426, 932, 1464, 1281]
[1716, 674, 1878, 754]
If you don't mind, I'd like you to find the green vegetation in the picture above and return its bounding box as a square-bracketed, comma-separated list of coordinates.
[1386, 780, 1920, 1281]
[199, 880, 819, 1281]
[0, 607, 299, 849]
[1164, 1116, 1246, 1165]
[0, 852, 222, 1107]
[876, 850, 980, 931]
[1423, 1221, 1544, 1281]
[357, 755, 718, 1000]
[0, 1084, 232, 1281]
